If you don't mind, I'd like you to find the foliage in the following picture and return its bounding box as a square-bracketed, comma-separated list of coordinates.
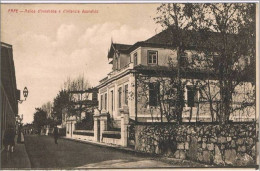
[52, 90, 73, 124]
[107, 114, 121, 131]
[41, 101, 52, 117]
[148, 3, 256, 125]
[33, 108, 48, 134]
[63, 75, 90, 92]
[52, 74, 92, 123]
[138, 3, 200, 123]
[190, 3, 256, 124]
[75, 112, 94, 130]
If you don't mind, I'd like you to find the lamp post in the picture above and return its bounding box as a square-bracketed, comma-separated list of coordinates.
[18, 87, 29, 104]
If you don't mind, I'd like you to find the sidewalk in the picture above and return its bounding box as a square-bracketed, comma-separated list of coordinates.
[1, 135, 31, 169]
[63, 136, 210, 167]
[63, 136, 136, 154]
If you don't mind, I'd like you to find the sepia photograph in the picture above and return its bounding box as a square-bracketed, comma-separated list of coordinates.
[0, 1, 259, 170]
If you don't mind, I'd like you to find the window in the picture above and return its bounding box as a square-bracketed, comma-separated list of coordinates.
[92, 92, 97, 101]
[191, 54, 199, 64]
[149, 83, 159, 106]
[134, 52, 138, 66]
[111, 90, 114, 111]
[118, 87, 122, 108]
[180, 52, 188, 67]
[206, 52, 219, 69]
[100, 95, 103, 109]
[104, 93, 107, 110]
[148, 51, 158, 64]
[187, 86, 198, 107]
[245, 56, 250, 66]
[124, 84, 128, 105]
[213, 54, 220, 69]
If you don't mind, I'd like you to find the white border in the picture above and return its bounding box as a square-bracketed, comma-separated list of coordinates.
[1, 0, 259, 3]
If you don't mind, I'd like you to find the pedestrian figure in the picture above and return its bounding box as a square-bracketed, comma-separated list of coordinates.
[53, 126, 59, 144]
[17, 126, 24, 144]
[3, 125, 16, 152]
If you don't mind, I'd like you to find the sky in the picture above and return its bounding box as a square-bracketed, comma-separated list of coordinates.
[1, 3, 162, 124]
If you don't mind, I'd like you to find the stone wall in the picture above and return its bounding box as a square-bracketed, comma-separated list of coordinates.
[135, 122, 258, 166]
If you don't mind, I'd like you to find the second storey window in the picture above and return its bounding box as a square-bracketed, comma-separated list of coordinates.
[134, 52, 138, 66]
[100, 95, 103, 110]
[148, 51, 158, 64]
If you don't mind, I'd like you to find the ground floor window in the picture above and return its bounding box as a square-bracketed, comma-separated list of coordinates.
[111, 90, 114, 111]
[118, 87, 122, 108]
[124, 84, 128, 105]
[186, 86, 198, 107]
[105, 93, 107, 110]
[149, 82, 159, 106]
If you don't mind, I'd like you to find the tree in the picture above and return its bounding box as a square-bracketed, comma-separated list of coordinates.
[52, 90, 72, 124]
[192, 3, 256, 124]
[41, 101, 52, 118]
[153, 3, 256, 125]
[152, 3, 200, 123]
[63, 74, 90, 92]
[52, 74, 92, 123]
[33, 108, 48, 134]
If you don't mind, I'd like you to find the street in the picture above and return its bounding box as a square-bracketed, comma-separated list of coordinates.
[23, 135, 172, 169]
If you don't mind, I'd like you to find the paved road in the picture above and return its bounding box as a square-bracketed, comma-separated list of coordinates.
[24, 135, 173, 169]
[1, 135, 31, 169]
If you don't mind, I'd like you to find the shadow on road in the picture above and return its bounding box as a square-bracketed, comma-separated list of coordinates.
[24, 135, 172, 169]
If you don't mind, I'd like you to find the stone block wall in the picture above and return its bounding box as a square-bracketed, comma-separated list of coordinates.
[135, 122, 258, 166]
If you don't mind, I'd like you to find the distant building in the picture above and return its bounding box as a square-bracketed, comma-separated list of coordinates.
[1, 42, 20, 150]
[64, 88, 98, 137]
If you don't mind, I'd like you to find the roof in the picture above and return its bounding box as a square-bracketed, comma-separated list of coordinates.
[108, 28, 228, 57]
[144, 28, 175, 45]
[1, 42, 12, 48]
[107, 43, 132, 58]
[143, 28, 226, 51]
[107, 27, 254, 60]
[113, 43, 132, 51]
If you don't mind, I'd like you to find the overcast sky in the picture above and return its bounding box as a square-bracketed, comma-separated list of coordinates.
[1, 4, 162, 124]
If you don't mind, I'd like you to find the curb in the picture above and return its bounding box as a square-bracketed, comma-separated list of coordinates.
[61, 137, 135, 153]
[60, 136, 210, 167]
[61, 137, 155, 157]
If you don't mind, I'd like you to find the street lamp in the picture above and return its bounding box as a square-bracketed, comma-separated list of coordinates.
[18, 87, 29, 104]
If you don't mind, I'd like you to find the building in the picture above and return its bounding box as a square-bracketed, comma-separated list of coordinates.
[96, 28, 255, 125]
[65, 28, 255, 149]
[1, 42, 20, 150]
[64, 88, 98, 137]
